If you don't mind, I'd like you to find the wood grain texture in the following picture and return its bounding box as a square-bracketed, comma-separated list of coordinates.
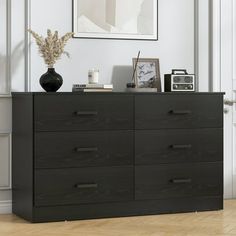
[135, 94, 223, 129]
[30, 196, 222, 223]
[135, 162, 223, 200]
[35, 166, 134, 206]
[34, 94, 134, 131]
[135, 128, 223, 165]
[12, 94, 34, 221]
[35, 130, 133, 169]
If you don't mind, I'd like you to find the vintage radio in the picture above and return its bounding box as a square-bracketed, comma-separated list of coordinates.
[164, 69, 195, 92]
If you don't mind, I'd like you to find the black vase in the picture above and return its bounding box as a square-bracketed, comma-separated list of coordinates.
[40, 68, 63, 92]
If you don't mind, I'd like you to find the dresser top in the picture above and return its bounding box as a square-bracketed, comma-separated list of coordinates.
[12, 92, 225, 96]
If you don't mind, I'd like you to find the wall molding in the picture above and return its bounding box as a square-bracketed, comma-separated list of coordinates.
[210, 0, 221, 92]
[6, 0, 11, 95]
[25, 0, 31, 92]
[194, 0, 199, 92]
[0, 134, 12, 190]
[196, 0, 212, 92]
[0, 201, 12, 214]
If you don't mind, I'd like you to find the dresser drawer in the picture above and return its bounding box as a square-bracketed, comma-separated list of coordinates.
[135, 94, 223, 129]
[135, 163, 223, 200]
[35, 131, 133, 169]
[35, 166, 133, 207]
[34, 95, 133, 131]
[135, 129, 223, 165]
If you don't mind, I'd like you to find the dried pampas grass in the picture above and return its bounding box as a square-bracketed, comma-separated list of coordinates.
[28, 29, 74, 68]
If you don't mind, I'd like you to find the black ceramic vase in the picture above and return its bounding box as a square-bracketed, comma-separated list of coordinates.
[40, 68, 63, 92]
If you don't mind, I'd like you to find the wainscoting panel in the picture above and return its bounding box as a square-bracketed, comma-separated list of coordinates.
[0, 134, 11, 189]
[0, 98, 11, 133]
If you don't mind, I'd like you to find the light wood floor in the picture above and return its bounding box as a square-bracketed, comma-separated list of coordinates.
[1, 200, 236, 236]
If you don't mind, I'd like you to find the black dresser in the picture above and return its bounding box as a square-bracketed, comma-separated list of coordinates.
[12, 92, 224, 223]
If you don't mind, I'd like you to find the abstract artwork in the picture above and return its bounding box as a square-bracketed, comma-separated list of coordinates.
[73, 0, 158, 40]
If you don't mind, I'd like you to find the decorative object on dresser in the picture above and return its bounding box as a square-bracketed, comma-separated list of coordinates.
[164, 69, 195, 92]
[132, 58, 161, 91]
[39, 68, 63, 93]
[126, 51, 140, 90]
[12, 92, 224, 223]
[28, 29, 74, 92]
[88, 69, 100, 84]
[72, 0, 158, 40]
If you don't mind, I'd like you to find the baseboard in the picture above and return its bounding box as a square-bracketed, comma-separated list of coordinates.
[233, 175, 236, 198]
[0, 201, 12, 214]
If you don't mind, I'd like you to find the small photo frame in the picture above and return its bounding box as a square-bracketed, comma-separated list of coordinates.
[133, 58, 161, 91]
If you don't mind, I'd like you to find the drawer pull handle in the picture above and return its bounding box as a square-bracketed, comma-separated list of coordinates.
[75, 147, 98, 153]
[170, 179, 192, 184]
[169, 110, 192, 115]
[74, 111, 98, 116]
[170, 144, 192, 149]
[75, 183, 98, 189]
[170, 178, 192, 184]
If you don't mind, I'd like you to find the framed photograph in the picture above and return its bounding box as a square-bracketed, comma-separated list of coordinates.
[72, 0, 158, 40]
[133, 58, 161, 91]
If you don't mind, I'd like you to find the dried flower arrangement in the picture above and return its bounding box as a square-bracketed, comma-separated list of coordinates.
[28, 29, 74, 68]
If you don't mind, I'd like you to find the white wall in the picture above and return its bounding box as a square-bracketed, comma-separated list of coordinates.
[27, 0, 195, 92]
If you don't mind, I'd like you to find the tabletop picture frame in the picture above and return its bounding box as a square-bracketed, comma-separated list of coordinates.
[73, 0, 158, 40]
[132, 58, 161, 91]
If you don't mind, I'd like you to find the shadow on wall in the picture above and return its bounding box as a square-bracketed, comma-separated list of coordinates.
[111, 65, 133, 92]
[0, 41, 24, 76]
[0, 41, 25, 92]
[11, 41, 25, 76]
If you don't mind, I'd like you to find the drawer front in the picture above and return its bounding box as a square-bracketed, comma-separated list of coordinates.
[34, 95, 133, 131]
[35, 131, 133, 169]
[135, 163, 223, 200]
[135, 129, 223, 165]
[135, 95, 223, 129]
[35, 166, 133, 206]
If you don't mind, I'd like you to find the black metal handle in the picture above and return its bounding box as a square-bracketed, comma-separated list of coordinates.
[75, 147, 98, 153]
[172, 69, 188, 75]
[170, 144, 192, 149]
[170, 178, 192, 184]
[75, 183, 98, 189]
[169, 110, 192, 115]
[74, 111, 98, 116]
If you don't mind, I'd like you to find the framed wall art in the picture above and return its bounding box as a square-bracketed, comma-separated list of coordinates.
[73, 0, 158, 40]
[132, 58, 161, 91]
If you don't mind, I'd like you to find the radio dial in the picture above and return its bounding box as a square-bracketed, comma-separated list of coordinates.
[188, 84, 193, 89]
[173, 84, 178, 89]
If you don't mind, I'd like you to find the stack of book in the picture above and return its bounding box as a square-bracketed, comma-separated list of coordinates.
[72, 84, 113, 92]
